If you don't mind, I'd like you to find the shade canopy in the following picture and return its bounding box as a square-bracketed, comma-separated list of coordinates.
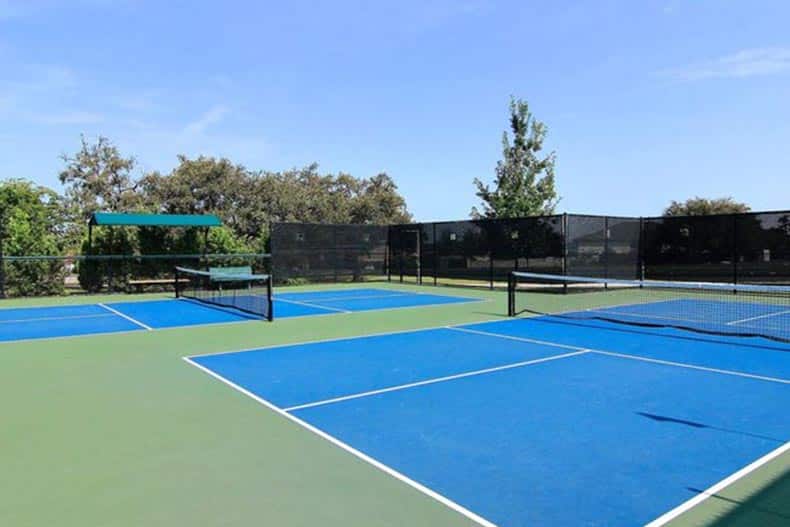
[89, 212, 222, 228]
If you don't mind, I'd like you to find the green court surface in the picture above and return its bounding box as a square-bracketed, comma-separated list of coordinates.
[1, 282, 787, 527]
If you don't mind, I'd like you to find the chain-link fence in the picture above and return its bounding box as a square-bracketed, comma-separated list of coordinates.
[271, 223, 388, 285]
[642, 211, 790, 284]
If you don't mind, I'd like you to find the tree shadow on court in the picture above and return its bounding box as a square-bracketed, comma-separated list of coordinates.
[684, 468, 790, 526]
[636, 412, 787, 444]
[634, 412, 789, 526]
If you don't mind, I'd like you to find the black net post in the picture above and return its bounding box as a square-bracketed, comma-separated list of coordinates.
[265, 276, 274, 321]
[489, 233, 494, 290]
[507, 272, 515, 316]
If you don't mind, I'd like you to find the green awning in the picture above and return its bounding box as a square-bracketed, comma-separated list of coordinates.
[89, 212, 222, 227]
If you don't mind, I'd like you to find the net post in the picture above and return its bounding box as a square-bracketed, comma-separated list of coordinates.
[266, 275, 274, 322]
[507, 272, 515, 316]
[174, 267, 181, 297]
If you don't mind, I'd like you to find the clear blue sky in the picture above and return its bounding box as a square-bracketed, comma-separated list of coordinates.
[1, 1, 788, 221]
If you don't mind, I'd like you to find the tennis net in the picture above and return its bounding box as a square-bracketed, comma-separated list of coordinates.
[508, 271, 790, 343]
[174, 266, 273, 321]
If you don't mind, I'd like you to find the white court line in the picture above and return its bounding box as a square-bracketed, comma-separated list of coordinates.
[284, 350, 589, 412]
[97, 303, 154, 331]
[592, 306, 789, 330]
[644, 440, 790, 526]
[186, 312, 503, 360]
[182, 357, 498, 527]
[727, 308, 790, 326]
[275, 297, 351, 313]
[591, 349, 790, 385]
[587, 308, 707, 324]
[446, 326, 790, 385]
[0, 313, 115, 324]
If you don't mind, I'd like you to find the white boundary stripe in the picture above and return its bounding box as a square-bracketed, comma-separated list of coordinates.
[0, 297, 492, 346]
[592, 305, 790, 330]
[447, 326, 790, 385]
[182, 357, 498, 527]
[644, 440, 790, 526]
[727, 308, 790, 326]
[590, 349, 790, 385]
[284, 350, 589, 412]
[187, 316, 506, 359]
[0, 313, 115, 324]
[276, 297, 351, 313]
[97, 303, 154, 331]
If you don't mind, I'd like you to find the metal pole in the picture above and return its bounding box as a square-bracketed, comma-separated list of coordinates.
[416, 226, 422, 285]
[0, 209, 5, 298]
[562, 214, 568, 293]
[732, 214, 738, 288]
[604, 217, 609, 289]
[433, 223, 438, 286]
[638, 217, 645, 282]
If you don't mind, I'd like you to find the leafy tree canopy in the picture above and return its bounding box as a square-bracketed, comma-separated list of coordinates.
[0, 180, 65, 295]
[59, 135, 140, 216]
[52, 138, 412, 254]
[472, 97, 559, 219]
[663, 197, 751, 216]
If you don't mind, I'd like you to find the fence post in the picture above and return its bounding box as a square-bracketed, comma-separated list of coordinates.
[430, 223, 436, 286]
[638, 217, 645, 281]
[333, 226, 338, 283]
[0, 209, 5, 298]
[386, 226, 391, 282]
[732, 214, 738, 287]
[562, 214, 568, 293]
[604, 217, 609, 288]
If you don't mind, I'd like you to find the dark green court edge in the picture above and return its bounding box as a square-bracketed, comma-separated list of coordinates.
[1, 283, 787, 526]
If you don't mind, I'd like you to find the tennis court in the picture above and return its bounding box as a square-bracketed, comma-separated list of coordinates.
[0, 287, 480, 343]
[186, 287, 790, 527]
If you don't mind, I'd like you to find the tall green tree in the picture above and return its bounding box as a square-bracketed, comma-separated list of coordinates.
[58, 136, 142, 250]
[663, 197, 750, 216]
[0, 179, 66, 295]
[472, 97, 559, 219]
[59, 135, 141, 215]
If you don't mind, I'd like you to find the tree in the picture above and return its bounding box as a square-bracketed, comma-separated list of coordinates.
[350, 173, 411, 224]
[59, 135, 141, 215]
[663, 197, 750, 216]
[58, 136, 142, 251]
[0, 180, 66, 296]
[472, 97, 559, 219]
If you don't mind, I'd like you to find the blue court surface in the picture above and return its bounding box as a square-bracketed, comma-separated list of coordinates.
[187, 317, 790, 527]
[0, 288, 479, 343]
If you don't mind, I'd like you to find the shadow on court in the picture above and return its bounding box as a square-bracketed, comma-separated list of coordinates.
[685, 465, 790, 526]
[636, 412, 787, 444]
